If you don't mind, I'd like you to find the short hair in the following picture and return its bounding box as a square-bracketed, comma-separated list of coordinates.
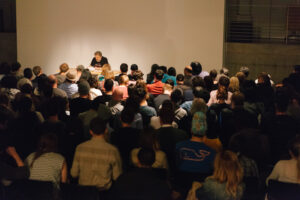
[20, 83, 33, 94]
[209, 69, 218, 79]
[231, 92, 245, 106]
[193, 86, 210, 102]
[88, 77, 99, 88]
[119, 75, 129, 85]
[159, 66, 167, 74]
[220, 68, 229, 76]
[176, 74, 184, 82]
[150, 64, 159, 75]
[138, 148, 155, 167]
[23, 68, 33, 79]
[132, 70, 144, 81]
[165, 79, 174, 87]
[219, 76, 230, 88]
[89, 117, 107, 135]
[171, 89, 183, 104]
[159, 100, 174, 124]
[104, 79, 114, 92]
[121, 108, 135, 124]
[59, 63, 69, 73]
[167, 67, 176, 76]
[131, 64, 138, 71]
[11, 62, 21, 72]
[240, 66, 250, 77]
[134, 86, 147, 101]
[120, 63, 128, 73]
[94, 51, 102, 56]
[33, 66, 42, 76]
[154, 69, 164, 80]
[191, 62, 202, 75]
[192, 76, 206, 88]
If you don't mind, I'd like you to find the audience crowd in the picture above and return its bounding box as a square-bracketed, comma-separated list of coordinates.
[0, 60, 300, 200]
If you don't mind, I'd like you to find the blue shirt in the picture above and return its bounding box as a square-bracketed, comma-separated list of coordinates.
[162, 74, 177, 86]
[180, 101, 193, 112]
[176, 140, 215, 173]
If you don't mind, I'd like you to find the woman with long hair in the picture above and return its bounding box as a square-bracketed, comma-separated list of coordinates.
[25, 133, 67, 187]
[196, 150, 244, 200]
[266, 135, 300, 185]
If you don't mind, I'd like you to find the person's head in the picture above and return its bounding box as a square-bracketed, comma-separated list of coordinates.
[191, 112, 207, 137]
[88, 77, 99, 89]
[231, 92, 245, 109]
[203, 76, 214, 91]
[171, 89, 183, 106]
[236, 72, 245, 85]
[44, 98, 60, 119]
[105, 71, 115, 80]
[229, 76, 240, 93]
[20, 84, 33, 94]
[94, 51, 102, 62]
[220, 68, 229, 76]
[240, 66, 250, 78]
[217, 86, 228, 103]
[164, 79, 174, 94]
[192, 76, 206, 89]
[191, 61, 202, 76]
[218, 76, 230, 88]
[132, 70, 144, 81]
[184, 65, 193, 76]
[242, 80, 257, 103]
[167, 67, 176, 76]
[33, 66, 42, 77]
[48, 75, 57, 87]
[76, 65, 85, 72]
[15, 95, 32, 113]
[11, 62, 21, 73]
[131, 64, 138, 72]
[159, 100, 175, 125]
[137, 148, 155, 168]
[78, 80, 90, 97]
[104, 79, 114, 92]
[176, 74, 184, 85]
[212, 150, 243, 198]
[191, 98, 207, 116]
[154, 69, 164, 81]
[59, 63, 69, 74]
[124, 96, 140, 113]
[159, 66, 167, 74]
[120, 63, 128, 73]
[119, 75, 129, 85]
[1, 75, 17, 89]
[209, 69, 218, 80]
[288, 135, 300, 182]
[150, 64, 159, 75]
[134, 86, 148, 103]
[257, 72, 271, 87]
[193, 86, 210, 103]
[139, 128, 159, 150]
[121, 108, 135, 126]
[79, 69, 92, 82]
[65, 69, 77, 83]
[274, 86, 290, 113]
[112, 87, 124, 102]
[23, 68, 33, 80]
[89, 117, 107, 136]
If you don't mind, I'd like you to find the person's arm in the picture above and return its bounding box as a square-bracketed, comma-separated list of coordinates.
[70, 148, 80, 178]
[111, 149, 122, 181]
[6, 146, 24, 167]
[61, 161, 68, 183]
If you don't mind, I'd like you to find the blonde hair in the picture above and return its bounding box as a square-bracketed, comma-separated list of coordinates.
[229, 76, 240, 93]
[211, 150, 243, 198]
[102, 64, 111, 71]
[119, 75, 129, 85]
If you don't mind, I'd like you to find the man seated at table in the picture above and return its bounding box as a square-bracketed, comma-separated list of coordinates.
[90, 51, 108, 68]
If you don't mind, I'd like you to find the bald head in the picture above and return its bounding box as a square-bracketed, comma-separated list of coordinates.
[48, 75, 58, 88]
[112, 87, 124, 102]
[184, 65, 193, 76]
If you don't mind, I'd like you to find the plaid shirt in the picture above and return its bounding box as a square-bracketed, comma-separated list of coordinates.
[71, 137, 122, 190]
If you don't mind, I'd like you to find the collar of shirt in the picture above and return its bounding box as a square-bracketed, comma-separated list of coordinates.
[161, 124, 172, 128]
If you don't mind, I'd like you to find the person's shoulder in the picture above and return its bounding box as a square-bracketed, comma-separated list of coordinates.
[48, 152, 65, 161]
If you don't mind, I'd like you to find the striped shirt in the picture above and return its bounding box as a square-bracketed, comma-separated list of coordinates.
[25, 152, 65, 187]
[71, 137, 122, 190]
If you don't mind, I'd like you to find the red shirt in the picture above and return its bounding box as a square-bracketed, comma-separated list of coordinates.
[147, 81, 164, 95]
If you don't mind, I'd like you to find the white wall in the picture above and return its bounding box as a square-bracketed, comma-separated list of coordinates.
[17, 0, 224, 75]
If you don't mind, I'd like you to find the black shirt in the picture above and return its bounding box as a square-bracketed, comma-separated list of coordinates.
[69, 97, 91, 117]
[90, 56, 108, 67]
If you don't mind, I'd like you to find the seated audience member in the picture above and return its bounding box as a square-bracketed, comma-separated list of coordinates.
[240, 66, 250, 79]
[203, 76, 215, 93]
[55, 63, 69, 85]
[174, 73, 190, 92]
[256, 72, 275, 113]
[153, 79, 174, 111]
[111, 108, 140, 170]
[0, 75, 20, 101]
[146, 69, 164, 95]
[25, 133, 67, 187]
[181, 86, 210, 113]
[114, 75, 129, 100]
[32, 66, 46, 88]
[48, 75, 68, 99]
[17, 68, 34, 89]
[69, 80, 91, 117]
[195, 150, 244, 200]
[171, 89, 188, 123]
[129, 70, 144, 85]
[78, 68, 92, 82]
[128, 64, 138, 80]
[95, 79, 113, 105]
[71, 117, 122, 190]
[131, 129, 168, 169]
[176, 112, 216, 175]
[191, 61, 209, 79]
[166, 67, 177, 85]
[207, 76, 232, 106]
[261, 86, 299, 163]
[184, 65, 193, 87]
[266, 135, 300, 185]
[183, 76, 206, 102]
[209, 69, 218, 86]
[0, 146, 29, 181]
[146, 64, 159, 84]
[216, 67, 229, 83]
[108, 87, 124, 115]
[135, 86, 157, 128]
[88, 76, 102, 100]
[58, 69, 78, 99]
[115, 63, 128, 82]
[90, 51, 108, 68]
[108, 148, 171, 200]
[236, 72, 246, 88]
[10, 62, 23, 80]
[156, 104, 188, 174]
[229, 76, 240, 93]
